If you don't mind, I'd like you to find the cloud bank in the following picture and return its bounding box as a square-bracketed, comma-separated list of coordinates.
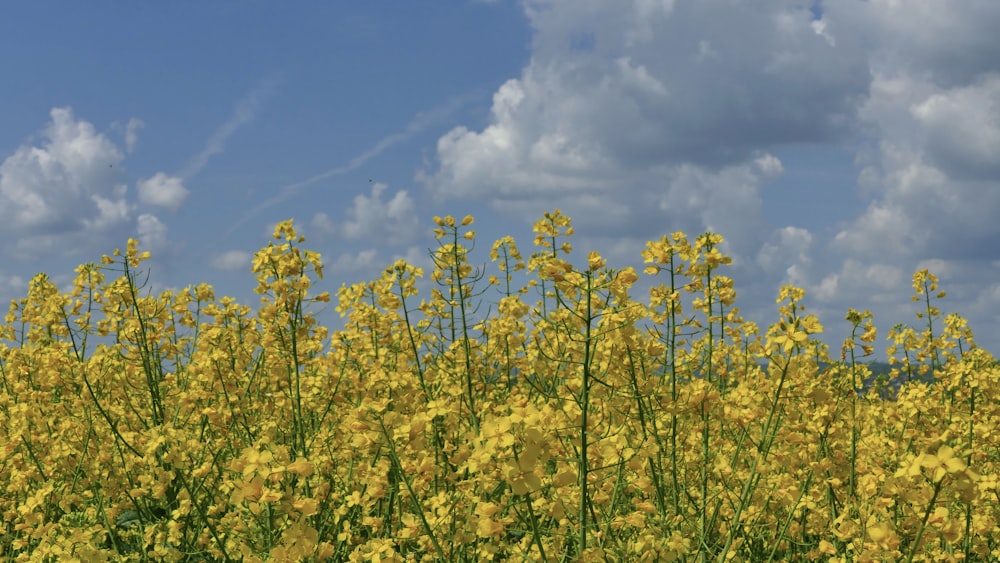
[421, 0, 1000, 351]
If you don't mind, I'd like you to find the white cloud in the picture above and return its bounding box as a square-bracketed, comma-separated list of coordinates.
[270, 184, 422, 247]
[125, 118, 144, 153]
[809, 260, 903, 306]
[820, 51, 1000, 344]
[757, 226, 813, 278]
[84, 187, 132, 232]
[811, 18, 835, 47]
[834, 72, 1000, 265]
[914, 258, 955, 280]
[340, 183, 421, 245]
[0, 272, 27, 295]
[212, 250, 252, 271]
[973, 282, 1000, 319]
[330, 249, 379, 274]
[814, 273, 840, 303]
[393, 246, 430, 272]
[656, 156, 778, 259]
[911, 75, 1000, 180]
[0, 107, 132, 256]
[825, 0, 1000, 87]
[819, 5, 1000, 307]
[696, 39, 719, 62]
[137, 172, 189, 212]
[310, 212, 338, 238]
[417, 0, 1000, 353]
[136, 213, 168, 255]
[423, 0, 866, 235]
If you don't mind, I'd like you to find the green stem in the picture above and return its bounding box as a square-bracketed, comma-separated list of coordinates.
[378, 418, 448, 561]
[579, 271, 593, 554]
[904, 478, 944, 563]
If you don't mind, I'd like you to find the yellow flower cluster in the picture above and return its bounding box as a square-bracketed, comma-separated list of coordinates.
[1, 212, 998, 561]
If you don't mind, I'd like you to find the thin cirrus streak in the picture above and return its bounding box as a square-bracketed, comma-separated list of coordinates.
[223, 90, 485, 241]
[180, 75, 282, 180]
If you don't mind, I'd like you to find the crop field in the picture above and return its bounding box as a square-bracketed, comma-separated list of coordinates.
[1, 210, 998, 561]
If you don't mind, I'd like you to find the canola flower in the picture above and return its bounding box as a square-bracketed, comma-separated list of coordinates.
[0, 212, 998, 561]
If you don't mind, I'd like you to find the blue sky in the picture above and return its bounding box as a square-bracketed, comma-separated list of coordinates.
[2, 1, 999, 359]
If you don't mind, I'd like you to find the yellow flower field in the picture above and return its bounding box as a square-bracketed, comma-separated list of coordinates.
[1, 210, 998, 562]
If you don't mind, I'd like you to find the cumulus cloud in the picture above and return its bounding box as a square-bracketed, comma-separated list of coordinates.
[419, 0, 1000, 352]
[136, 213, 169, 255]
[309, 212, 338, 238]
[972, 282, 1000, 321]
[329, 249, 379, 274]
[295, 185, 422, 247]
[393, 246, 431, 272]
[0, 272, 27, 296]
[340, 183, 421, 245]
[814, 260, 904, 302]
[825, 0, 1000, 87]
[911, 75, 1000, 180]
[757, 226, 813, 284]
[125, 118, 144, 153]
[833, 73, 1000, 266]
[0, 107, 132, 256]
[780, 2, 1000, 351]
[137, 172, 189, 212]
[424, 0, 867, 211]
[416, 0, 884, 304]
[212, 250, 252, 271]
[657, 155, 781, 257]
